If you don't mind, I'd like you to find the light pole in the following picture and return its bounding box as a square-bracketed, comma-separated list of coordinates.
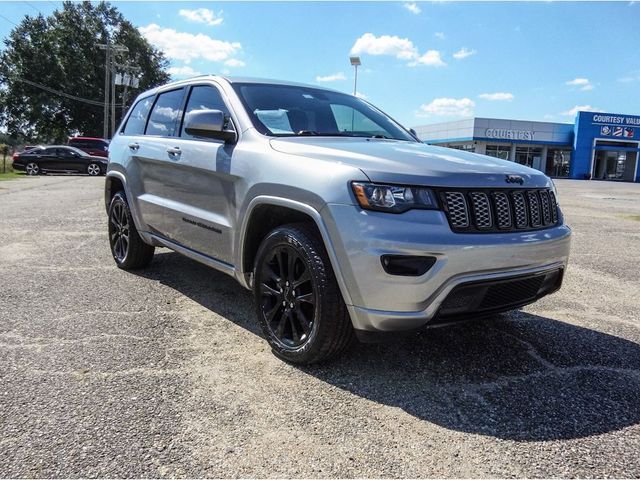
[349, 56, 361, 96]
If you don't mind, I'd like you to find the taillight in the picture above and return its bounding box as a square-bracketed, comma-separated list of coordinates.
[12, 153, 18, 160]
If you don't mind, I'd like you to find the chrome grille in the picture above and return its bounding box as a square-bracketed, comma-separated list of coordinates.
[441, 188, 559, 233]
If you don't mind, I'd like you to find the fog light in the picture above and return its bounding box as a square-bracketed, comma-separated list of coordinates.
[381, 255, 437, 276]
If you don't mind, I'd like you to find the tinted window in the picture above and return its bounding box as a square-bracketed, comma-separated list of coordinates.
[232, 83, 414, 141]
[146, 89, 185, 137]
[123, 97, 154, 136]
[181, 85, 233, 139]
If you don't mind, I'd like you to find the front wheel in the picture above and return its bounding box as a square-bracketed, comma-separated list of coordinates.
[87, 163, 102, 176]
[108, 191, 155, 269]
[253, 223, 354, 364]
[25, 162, 40, 175]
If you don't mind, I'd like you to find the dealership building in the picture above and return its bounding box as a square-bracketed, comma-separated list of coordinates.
[413, 111, 640, 182]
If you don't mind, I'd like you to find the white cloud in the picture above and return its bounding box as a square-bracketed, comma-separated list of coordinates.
[167, 66, 201, 78]
[560, 105, 602, 116]
[417, 97, 475, 117]
[316, 72, 347, 82]
[179, 8, 223, 26]
[139, 24, 241, 64]
[478, 92, 514, 101]
[224, 58, 245, 67]
[403, 2, 422, 14]
[350, 33, 418, 60]
[453, 47, 476, 60]
[434, 32, 446, 40]
[409, 49, 446, 67]
[618, 72, 640, 83]
[351, 33, 446, 67]
[565, 77, 594, 91]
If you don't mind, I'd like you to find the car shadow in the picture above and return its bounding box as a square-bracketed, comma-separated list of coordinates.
[133, 251, 640, 442]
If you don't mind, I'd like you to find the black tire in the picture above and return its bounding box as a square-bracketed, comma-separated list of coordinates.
[108, 191, 155, 269]
[253, 223, 354, 364]
[25, 162, 40, 175]
[87, 162, 102, 176]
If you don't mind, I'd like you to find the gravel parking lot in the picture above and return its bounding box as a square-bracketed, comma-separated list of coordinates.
[1, 175, 639, 478]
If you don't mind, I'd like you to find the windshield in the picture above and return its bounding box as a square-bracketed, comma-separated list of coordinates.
[232, 83, 416, 141]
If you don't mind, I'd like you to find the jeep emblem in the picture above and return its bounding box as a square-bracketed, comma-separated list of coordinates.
[505, 174, 524, 185]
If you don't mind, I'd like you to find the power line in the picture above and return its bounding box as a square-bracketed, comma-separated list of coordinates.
[0, 13, 19, 27]
[3, 75, 124, 107]
[23, 1, 42, 14]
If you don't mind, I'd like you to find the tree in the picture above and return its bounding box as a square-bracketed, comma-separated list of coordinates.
[0, 1, 169, 143]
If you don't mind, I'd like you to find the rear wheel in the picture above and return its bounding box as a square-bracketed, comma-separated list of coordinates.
[108, 191, 154, 269]
[253, 223, 354, 364]
[87, 163, 101, 176]
[25, 162, 39, 175]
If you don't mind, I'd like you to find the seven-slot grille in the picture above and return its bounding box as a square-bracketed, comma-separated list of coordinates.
[440, 188, 559, 233]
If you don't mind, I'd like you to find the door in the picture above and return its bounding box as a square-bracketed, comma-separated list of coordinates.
[132, 88, 188, 241]
[162, 84, 238, 263]
[56, 147, 84, 172]
[36, 147, 61, 171]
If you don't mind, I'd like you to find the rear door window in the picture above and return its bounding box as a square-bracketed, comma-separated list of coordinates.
[146, 89, 185, 137]
[123, 97, 154, 136]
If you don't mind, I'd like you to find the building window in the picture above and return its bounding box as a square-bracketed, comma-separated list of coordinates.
[515, 146, 542, 167]
[546, 149, 571, 177]
[446, 143, 475, 152]
[485, 145, 510, 160]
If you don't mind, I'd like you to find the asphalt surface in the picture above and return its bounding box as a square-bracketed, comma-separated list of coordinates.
[0, 175, 639, 478]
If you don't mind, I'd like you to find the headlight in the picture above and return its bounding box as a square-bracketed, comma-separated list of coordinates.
[351, 182, 439, 213]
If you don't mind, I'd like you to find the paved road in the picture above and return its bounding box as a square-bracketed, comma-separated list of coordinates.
[1, 175, 639, 477]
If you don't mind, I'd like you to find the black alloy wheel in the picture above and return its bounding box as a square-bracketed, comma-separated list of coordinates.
[108, 191, 155, 269]
[253, 224, 354, 364]
[109, 200, 130, 263]
[259, 244, 316, 348]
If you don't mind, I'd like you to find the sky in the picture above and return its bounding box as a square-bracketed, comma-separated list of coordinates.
[1, 1, 639, 127]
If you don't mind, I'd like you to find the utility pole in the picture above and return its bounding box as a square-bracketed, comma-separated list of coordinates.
[97, 43, 129, 139]
[114, 63, 141, 123]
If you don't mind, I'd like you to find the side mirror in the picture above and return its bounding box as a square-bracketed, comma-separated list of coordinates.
[184, 109, 236, 143]
[409, 128, 420, 141]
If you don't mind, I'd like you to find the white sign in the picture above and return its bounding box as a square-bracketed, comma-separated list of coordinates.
[485, 128, 534, 141]
[592, 114, 640, 126]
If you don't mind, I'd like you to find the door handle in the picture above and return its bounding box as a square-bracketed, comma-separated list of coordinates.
[167, 147, 181, 157]
[128, 142, 140, 151]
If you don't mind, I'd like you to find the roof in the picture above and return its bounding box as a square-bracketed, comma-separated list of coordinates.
[142, 75, 341, 96]
[69, 136, 108, 141]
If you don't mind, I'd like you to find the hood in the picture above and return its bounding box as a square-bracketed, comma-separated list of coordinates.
[269, 137, 551, 188]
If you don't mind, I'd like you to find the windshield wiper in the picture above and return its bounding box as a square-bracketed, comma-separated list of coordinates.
[295, 130, 353, 137]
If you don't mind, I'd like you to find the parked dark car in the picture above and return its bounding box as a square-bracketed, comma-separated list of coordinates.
[68, 137, 109, 157]
[12, 146, 108, 176]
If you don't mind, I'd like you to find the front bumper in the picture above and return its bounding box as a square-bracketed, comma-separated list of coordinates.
[322, 203, 572, 332]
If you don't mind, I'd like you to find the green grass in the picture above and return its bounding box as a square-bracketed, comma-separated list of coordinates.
[623, 215, 640, 222]
[0, 170, 22, 181]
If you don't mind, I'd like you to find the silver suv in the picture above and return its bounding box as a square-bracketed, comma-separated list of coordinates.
[105, 76, 571, 364]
